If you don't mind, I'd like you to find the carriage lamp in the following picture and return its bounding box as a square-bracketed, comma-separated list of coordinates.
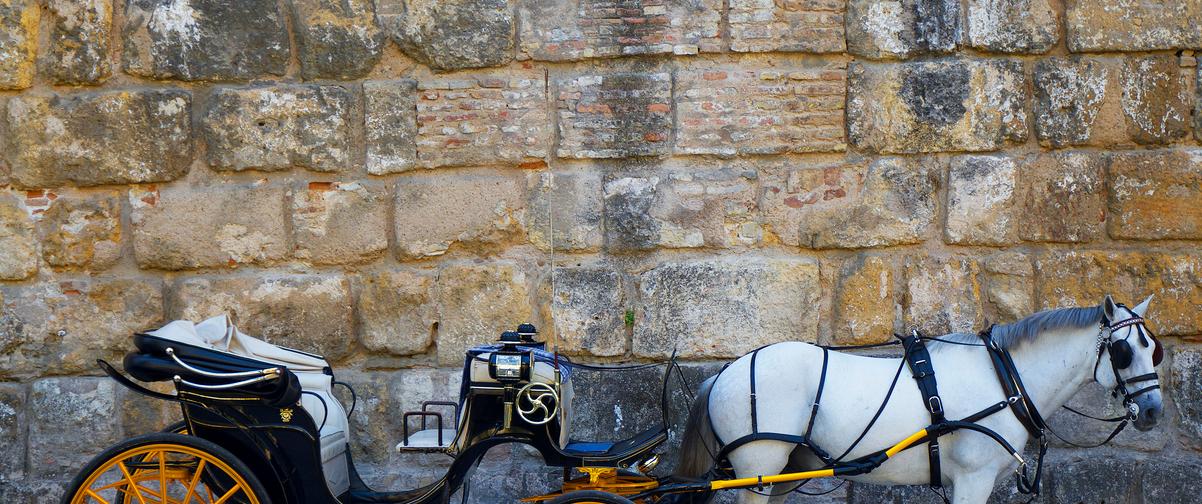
[489, 331, 533, 383]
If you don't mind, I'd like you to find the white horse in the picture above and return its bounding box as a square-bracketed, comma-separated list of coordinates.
[677, 295, 1165, 504]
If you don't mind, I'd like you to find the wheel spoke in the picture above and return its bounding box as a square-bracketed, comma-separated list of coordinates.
[158, 450, 169, 503]
[117, 461, 150, 504]
[182, 459, 206, 504]
[84, 488, 112, 504]
[212, 484, 243, 504]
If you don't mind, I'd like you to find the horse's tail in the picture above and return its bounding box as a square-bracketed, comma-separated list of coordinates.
[676, 375, 718, 478]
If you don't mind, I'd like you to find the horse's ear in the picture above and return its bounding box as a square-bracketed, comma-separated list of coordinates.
[1132, 294, 1154, 317]
[1103, 294, 1117, 321]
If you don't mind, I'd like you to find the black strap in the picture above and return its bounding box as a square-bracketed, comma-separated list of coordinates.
[899, 331, 945, 488]
[978, 327, 1050, 496]
[749, 347, 761, 434]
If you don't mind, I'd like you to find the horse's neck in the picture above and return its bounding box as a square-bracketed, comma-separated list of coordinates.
[1005, 324, 1101, 414]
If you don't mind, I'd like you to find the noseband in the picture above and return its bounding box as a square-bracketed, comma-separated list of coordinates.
[1093, 309, 1162, 417]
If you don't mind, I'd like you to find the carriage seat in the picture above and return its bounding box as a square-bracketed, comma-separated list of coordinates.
[561, 424, 667, 464]
[140, 315, 351, 498]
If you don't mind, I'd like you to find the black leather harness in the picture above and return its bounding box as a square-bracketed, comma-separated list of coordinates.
[900, 331, 946, 488]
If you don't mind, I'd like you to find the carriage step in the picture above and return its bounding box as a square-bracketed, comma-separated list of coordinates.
[396, 429, 457, 451]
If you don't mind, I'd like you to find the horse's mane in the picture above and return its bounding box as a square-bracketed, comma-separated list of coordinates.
[932, 305, 1104, 349]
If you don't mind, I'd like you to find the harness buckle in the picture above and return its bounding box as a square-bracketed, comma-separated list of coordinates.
[1007, 394, 1020, 404]
[928, 396, 944, 415]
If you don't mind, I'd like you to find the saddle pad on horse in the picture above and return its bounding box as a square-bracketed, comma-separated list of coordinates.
[144, 315, 350, 497]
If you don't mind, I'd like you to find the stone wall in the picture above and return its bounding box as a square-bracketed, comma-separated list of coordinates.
[1, 0, 1201, 502]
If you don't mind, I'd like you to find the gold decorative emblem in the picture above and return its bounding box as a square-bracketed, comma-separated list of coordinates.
[280, 407, 293, 423]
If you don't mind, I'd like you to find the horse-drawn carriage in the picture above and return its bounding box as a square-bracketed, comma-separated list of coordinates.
[62, 295, 1166, 504]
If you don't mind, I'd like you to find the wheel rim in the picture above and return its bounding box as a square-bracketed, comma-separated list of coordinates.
[69, 443, 261, 504]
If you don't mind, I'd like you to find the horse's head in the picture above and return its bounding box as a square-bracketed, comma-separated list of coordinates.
[1098, 295, 1164, 431]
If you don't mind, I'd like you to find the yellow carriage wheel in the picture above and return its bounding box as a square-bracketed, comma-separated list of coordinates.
[543, 490, 636, 504]
[61, 433, 271, 504]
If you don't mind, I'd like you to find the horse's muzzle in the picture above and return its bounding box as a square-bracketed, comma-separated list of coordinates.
[1133, 394, 1163, 431]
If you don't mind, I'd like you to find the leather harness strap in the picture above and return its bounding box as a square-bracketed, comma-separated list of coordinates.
[899, 331, 946, 489]
[978, 327, 1049, 495]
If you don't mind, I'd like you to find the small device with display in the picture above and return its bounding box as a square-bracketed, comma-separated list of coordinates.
[488, 331, 533, 383]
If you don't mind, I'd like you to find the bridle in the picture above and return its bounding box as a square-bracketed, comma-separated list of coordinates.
[1091, 305, 1163, 419]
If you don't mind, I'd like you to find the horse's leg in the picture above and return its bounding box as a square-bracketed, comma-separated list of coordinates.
[949, 472, 996, 504]
[728, 440, 794, 504]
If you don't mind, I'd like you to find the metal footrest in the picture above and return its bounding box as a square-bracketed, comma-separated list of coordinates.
[398, 400, 460, 452]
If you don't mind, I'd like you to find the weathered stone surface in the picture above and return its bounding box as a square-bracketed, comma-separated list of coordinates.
[0, 279, 163, 377]
[0, 383, 25, 482]
[833, 255, 896, 345]
[945, 155, 1019, 246]
[965, 0, 1057, 53]
[172, 275, 355, 361]
[1142, 457, 1202, 504]
[5, 90, 192, 188]
[761, 157, 938, 249]
[1120, 55, 1190, 145]
[983, 251, 1033, 323]
[290, 0, 383, 79]
[635, 257, 819, 358]
[1047, 381, 1168, 452]
[293, 182, 389, 265]
[527, 171, 603, 252]
[1171, 347, 1202, 448]
[130, 185, 288, 270]
[394, 171, 526, 260]
[355, 270, 435, 356]
[203, 85, 351, 172]
[1047, 453, 1142, 504]
[340, 368, 460, 466]
[904, 255, 984, 334]
[552, 265, 626, 356]
[1066, 0, 1202, 52]
[117, 381, 177, 435]
[365, 80, 418, 174]
[729, 0, 845, 53]
[41, 0, 111, 84]
[675, 62, 847, 155]
[416, 71, 549, 167]
[848, 59, 1027, 153]
[37, 194, 121, 270]
[0, 0, 37, 89]
[1017, 151, 1106, 243]
[122, 0, 289, 81]
[1033, 57, 1110, 148]
[434, 262, 535, 365]
[1108, 150, 1202, 240]
[0, 193, 35, 280]
[378, 0, 514, 70]
[557, 72, 673, 158]
[846, 0, 959, 59]
[1037, 252, 1202, 336]
[603, 169, 759, 252]
[519, 0, 721, 60]
[28, 378, 119, 478]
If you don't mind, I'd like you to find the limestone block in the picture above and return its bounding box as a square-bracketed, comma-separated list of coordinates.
[848, 59, 1027, 153]
[355, 269, 436, 356]
[557, 72, 673, 159]
[1047, 453, 1143, 504]
[634, 257, 820, 358]
[518, 0, 721, 61]
[1170, 347, 1202, 448]
[904, 256, 984, 334]
[833, 255, 896, 345]
[1036, 252, 1202, 336]
[1017, 151, 1106, 243]
[729, 0, 845, 53]
[131, 185, 288, 270]
[290, 0, 383, 79]
[416, 70, 549, 168]
[1066, 0, 1202, 52]
[0, 193, 35, 280]
[1120, 55, 1190, 145]
[0, 278, 163, 378]
[983, 251, 1033, 323]
[602, 169, 759, 252]
[1108, 150, 1202, 240]
[394, 171, 527, 260]
[761, 157, 938, 249]
[1142, 457, 1202, 503]
[965, 0, 1057, 53]
[202, 85, 351, 172]
[122, 0, 289, 81]
[171, 275, 355, 361]
[527, 171, 603, 253]
[434, 262, 535, 365]
[28, 378, 119, 478]
[365, 80, 418, 174]
[339, 368, 460, 465]
[37, 194, 121, 270]
[292, 182, 389, 265]
[41, 0, 111, 84]
[0, 383, 25, 482]
[5, 90, 192, 188]
[675, 61, 847, 155]
[552, 265, 626, 357]
[0, 0, 37, 89]
[377, 0, 514, 70]
[846, 0, 959, 59]
[1033, 57, 1110, 148]
[945, 155, 1019, 246]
